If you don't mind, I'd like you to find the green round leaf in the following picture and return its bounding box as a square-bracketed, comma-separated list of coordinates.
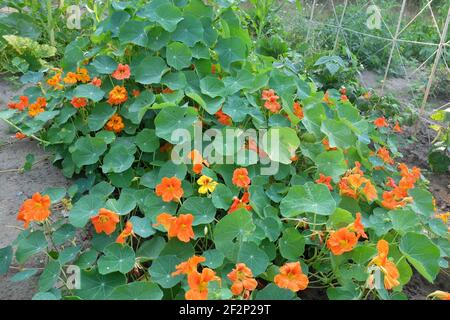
[110, 281, 163, 300]
[280, 182, 336, 217]
[98, 243, 136, 275]
[166, 42, 192, 70]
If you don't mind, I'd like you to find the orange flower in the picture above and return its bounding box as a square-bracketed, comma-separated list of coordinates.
[188, 149, 209, 174]
[338, 164, 377, 202]
[323, 91, 334, 106]
[232, 168, 251, 189]
[28, 103, 44, 117]
[228, 263, 258, 296]
[155, 177, 184, 202]
[369, 240, 400, 290]
[63, 72, 78, 84]
[340, 95, 349, 102]
[76, 68, 90, 83]
[374, 117, 389, 128]
[381, 190, 411, 210]
[36, 97, 47, 108]
[262, 89, 281, 113]
[162, 87, 174, 94]
[9, 96, 29, 111]
[435, 212, 450, 224]
[186, 268, 220, 300]
[107, 85, 128, 105]
[172, 255, 205, 276]
[322, 138, 337, 151]
[316, 174, 333, 191]
[111, 63, 131, 80]
[47, 73, 63, 89]
[155, 213, 195, 243]
[228, 192, 252, 214]
[245, 138, 267, 158]
[376, 147, 394, 164]
[90, 208, 120, 235]
[274, 262, 309, 292]
[293, 101, 304, 120]
[91, 77, 102, 87]
[427, 290, 450, 300]
[132, 89, 141, 97]
[348, 212, 368, 239]
[326, 227, 358, 255]
[160, 142, 173, 153]
[339, 86, 347, 95]
[215, 108, 232, 126]
[17, 193, 51, 229]
[116, 221, 133, 244]
[393, 121, 402, 133]
[71, 97, 88, 108]
[105, 114, 125, 133]
[15, 132, 27, 140]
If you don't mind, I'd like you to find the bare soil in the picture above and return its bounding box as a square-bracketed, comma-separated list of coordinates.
[0, 79, 69, 300]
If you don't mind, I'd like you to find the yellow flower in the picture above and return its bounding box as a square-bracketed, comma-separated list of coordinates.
[197, 175, 217, 194]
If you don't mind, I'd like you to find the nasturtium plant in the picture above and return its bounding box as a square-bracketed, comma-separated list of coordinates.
[0, 0, 448, 301]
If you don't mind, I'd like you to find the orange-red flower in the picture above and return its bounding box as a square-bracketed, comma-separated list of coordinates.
[316, 173, 333, 190]
[47, 73, 63, 89]
[155, 177, 184, 202]
[17, 193, 51, 228]
[155, 213, 195, 243]
[227, 263, 258, 296]
[368, 240, 400, 290]
[393, 121, 402, 133]
[36, 97, 47, 108]
[340, 94, 349, 102]
[322, 138, 337, 151]
[105, 114, 125, 133]
[232, 168, 251, 189]
[323, 91, 334, 106]
[338, 164, 377, 202]
[107, 85, 128, 105]
[348, 212, 368, 239]
[76, 68, 90, 83]
[8, 96, 29, 111]
[188, 149, 209, 174]
[91, 77, 102, 87]
[274, 262, 309, 292]
[71, 97, 88, 108]
[293, 101, 304, 120]
[111, 63, 131, 80]
[90, 208, 120, 235]
[427, 290, 450, 300]
[186, 268, 220, 300]
[374, 117, 389, 128]
[262, 89, 281, 113]
[215, 108, 232, 126]
[172, 255, 205, 276]
[132, 89, 141, 97]
[376, 147, 394, 164]
[340, 86, 347, 95]
[228, 192, 252, 214]
[326, 227, 358, 255]
[63, 72, 78, 85]
[116, 221, 133, 244]
[28, 103, 45, 117]
[160, 142, 173, 153]
[15, 132, 27, 140]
